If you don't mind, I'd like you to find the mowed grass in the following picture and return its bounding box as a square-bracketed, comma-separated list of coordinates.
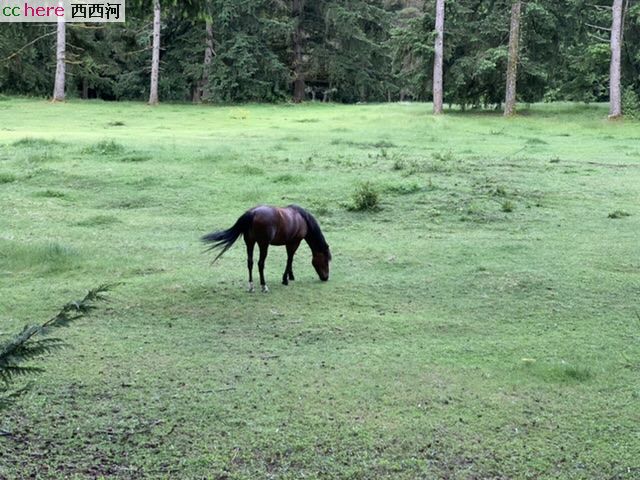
[1, 98, 639, 479]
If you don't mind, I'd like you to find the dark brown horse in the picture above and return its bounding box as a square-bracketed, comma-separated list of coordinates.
[202, 205, 331, 292]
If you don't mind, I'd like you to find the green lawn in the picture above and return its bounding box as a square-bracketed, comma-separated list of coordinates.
[1, 98, 639, 479]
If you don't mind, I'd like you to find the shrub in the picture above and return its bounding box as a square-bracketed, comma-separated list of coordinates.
[391, 157, 406, 171]
[622, 87, 640, 119]
[348, 182, 381, 212]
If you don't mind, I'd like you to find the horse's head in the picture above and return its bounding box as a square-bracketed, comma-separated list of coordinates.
[312, 247, 331, 281]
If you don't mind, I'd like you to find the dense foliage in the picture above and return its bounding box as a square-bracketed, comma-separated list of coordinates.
[0, 0, 638, 105]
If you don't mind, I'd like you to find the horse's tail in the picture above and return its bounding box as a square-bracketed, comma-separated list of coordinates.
[202, 211, 254, 263]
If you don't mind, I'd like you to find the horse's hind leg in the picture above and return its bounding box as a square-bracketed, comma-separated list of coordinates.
[258, 242, 269, 293]
[283, 241, 301, 285]
[245, 238, 255, 293]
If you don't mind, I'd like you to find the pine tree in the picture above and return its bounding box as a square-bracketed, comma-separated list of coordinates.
[197, 18, 215, 102]
[292, 0, 306, 102]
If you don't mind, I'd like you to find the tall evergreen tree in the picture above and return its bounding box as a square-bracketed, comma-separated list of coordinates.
[292, 0, 306, 102]
[303, 0, 393, 102]
[389, 1, 428, 101]
[197, 18, 215, 102]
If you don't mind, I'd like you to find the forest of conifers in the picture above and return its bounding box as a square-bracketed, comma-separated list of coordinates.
[1, 0, 639, 109]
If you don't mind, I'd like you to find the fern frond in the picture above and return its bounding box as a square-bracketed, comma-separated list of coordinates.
[0, 366, 44, 384]
[0, 384, 30, 410]
[43, 284, 116, 330]
[1, 338, 66, 364]
[0, 326, 41, 360]
[0, 284, 116, 410]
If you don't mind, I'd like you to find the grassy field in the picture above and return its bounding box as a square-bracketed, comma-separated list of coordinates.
[1, 98, 639, 479]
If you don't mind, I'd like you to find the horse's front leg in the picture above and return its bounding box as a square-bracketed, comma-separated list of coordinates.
[258, 242, 269, 293]
[282, 241, 301, 285]
[245, 238, 255, 293]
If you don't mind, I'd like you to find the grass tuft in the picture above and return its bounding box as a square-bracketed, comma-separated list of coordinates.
[526, 137, 549, 145]
[0, 240, 80, 274]
[76, 215, 121, 227]
[0, 173, 17, 184]
[12, 137, 61, 148]
[233, 164, 265, 176]
[118, 154, 151, 163]
[107, 197, 152, 209]
[433, 150, 456, 162]
[331, 139, 397, 149]
[501, 200, 515, 213]
[493, 186, 507, 197]
[34, 189, 67, 199]
[26, 152, 58, 163]
[272, 173, 303, 184]
[372, 140, 396, 148]
[83, 140, 126, 156]
[384, 181, 423, 195]
[525, 362, 594, 383]
[608, 210, 631, 219]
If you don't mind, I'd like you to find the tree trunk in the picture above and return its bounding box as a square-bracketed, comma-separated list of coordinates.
[199, 19, 215, 102]
[52, 2, 65, 102]
[609, 0, 624, 118]
[148, 0, 161, 105]
[433, 0, 445, 114]
[292, 0, 305, 103]
[504, 0, 521, 117]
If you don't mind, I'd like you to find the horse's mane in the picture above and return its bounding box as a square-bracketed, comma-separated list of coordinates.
[288, 205, 331, 257]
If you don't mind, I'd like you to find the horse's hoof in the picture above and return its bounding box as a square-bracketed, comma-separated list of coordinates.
[282, 279, 288, 286]
[247, 282, 255, 293]
[261, 285, 269, 293]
